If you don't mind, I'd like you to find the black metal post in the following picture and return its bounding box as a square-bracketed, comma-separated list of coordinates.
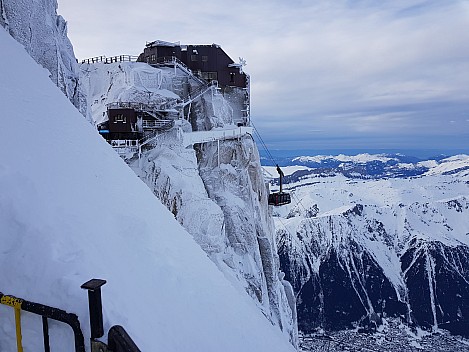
[80, 279, 107, 339]
[42, 316, 50, 352]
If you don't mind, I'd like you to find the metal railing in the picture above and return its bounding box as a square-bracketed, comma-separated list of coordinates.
[0, 292, 86, 352]
[149, 56, 192, 74]
[148, 56, 207, 85]
[108, 326, 141, 352]
[81, 55, 139, 64]
[178, 80, 218, 110]
[107, 100, 178, 113]
[0, 279, 141, 352]
[143, 119, 174, 130]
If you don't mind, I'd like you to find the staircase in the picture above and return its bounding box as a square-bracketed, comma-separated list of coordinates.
[172, 76, 187, 98]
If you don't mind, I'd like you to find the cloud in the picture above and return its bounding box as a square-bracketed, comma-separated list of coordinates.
[58, 0, 469, 151]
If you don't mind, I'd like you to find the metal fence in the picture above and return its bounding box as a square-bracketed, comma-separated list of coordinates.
[0, 279, 141, 352]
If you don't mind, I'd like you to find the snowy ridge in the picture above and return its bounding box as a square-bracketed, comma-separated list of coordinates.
[0, 26, 296, 352]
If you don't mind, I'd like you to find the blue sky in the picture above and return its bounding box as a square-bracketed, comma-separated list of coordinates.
[59, 0, 469, 153]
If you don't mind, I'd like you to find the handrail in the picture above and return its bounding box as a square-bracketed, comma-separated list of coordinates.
[108, 325, 141, 352]
[179, 80, 218, 108]
[1, 279, 143, 352]
[0, 292, 85, 352]
[107, 100, 178, 112]
[149, 56, 191, 73]
[142, 119, 174, 130]
[149, 56, 207, 85]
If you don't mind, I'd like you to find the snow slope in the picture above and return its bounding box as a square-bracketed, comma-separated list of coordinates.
[0, 28, 295, 352]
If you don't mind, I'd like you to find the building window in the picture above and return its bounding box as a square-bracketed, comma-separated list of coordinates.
[201, 71, 218, 81]
[230, 73, 236, 83]
[202, 55, 208, 62]
[150, 54, 156, 62]
[191, 55, 198, 62]
[114, 114, 126, 123]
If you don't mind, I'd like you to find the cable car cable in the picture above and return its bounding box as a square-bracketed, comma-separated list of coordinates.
[250, 121, 276, 166]
[250, 120, 292, 206]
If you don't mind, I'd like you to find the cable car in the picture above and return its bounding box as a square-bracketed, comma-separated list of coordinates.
[268, 165, 291, 206]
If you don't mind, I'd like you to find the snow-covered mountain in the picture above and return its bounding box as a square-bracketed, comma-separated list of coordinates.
[0, 1, 297, 351]
[271, 154, 469, 338]
[264, 153, 469, 182]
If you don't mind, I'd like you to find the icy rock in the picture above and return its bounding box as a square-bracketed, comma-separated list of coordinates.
[84, 60, 299, 347]
[1, 0, 89, 119]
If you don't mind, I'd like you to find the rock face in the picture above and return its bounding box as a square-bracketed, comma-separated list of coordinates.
[134, 128, 298, 347]
[0, 0, 89, 119]
[195, 137, 296, 335]
[275, 158, 469, 337]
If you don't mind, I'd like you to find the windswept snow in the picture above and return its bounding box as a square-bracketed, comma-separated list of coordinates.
[0, 28, 295, 352]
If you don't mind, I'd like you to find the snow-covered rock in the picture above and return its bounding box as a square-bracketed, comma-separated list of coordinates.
[80, 41, 298, 347]
[0, 26, 297, 352]
[0, 0, 89, 119]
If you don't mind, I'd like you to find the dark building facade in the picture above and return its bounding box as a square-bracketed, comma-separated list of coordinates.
[137, 40, 248, 90]
[98, 105, 173, 145]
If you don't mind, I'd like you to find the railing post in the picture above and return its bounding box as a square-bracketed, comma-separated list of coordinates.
[42, 316, 50, 352]
[14, 307, 23, 352]
[81, 279, 107, 339]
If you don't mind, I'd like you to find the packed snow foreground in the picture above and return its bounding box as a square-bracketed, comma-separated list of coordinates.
[0, 27, 297, 351]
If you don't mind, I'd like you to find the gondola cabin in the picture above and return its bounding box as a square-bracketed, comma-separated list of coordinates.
[268, 192, 291, 206]
[268, 165, 291, 206]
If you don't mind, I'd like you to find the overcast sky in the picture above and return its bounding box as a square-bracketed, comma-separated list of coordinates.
[58, 0, 469, 154]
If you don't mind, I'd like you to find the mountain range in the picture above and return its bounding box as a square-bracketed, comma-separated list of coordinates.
[268, 154, 469, 340]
